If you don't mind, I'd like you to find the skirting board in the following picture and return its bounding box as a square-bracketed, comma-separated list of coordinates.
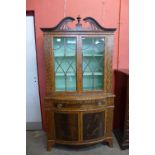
[26, 122, 42, 130]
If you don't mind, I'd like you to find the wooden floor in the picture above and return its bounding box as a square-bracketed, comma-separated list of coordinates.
[26, 130, 129, 155]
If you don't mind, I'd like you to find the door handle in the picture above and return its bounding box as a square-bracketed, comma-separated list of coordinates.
[34, 77, 37, 82]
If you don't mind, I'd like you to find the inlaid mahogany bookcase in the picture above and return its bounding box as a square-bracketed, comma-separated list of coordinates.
[41, 16, 116, 150]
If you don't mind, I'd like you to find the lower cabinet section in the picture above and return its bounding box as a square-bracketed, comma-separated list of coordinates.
[45, 95, 115, 150]
[83, 112, 105, 140]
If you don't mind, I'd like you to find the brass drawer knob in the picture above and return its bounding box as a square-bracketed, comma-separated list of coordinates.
[97, 102, 102, 106]
[57, 103, 63, 108]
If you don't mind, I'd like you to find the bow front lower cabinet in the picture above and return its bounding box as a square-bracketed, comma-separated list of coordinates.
[41, 16, 116, 150]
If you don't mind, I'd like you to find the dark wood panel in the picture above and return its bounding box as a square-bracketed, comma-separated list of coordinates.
[54, 113, 78, 141]
[83, 112, 105, 140]
[113, 70, 129, 149]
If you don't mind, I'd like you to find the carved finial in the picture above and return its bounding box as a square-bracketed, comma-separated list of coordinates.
[77, 15, 81, 24]
[76, 15, 82, 30]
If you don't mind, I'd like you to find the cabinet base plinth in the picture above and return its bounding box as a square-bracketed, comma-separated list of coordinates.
[47, 140, 55, 151]
[46, 138, 113, 150]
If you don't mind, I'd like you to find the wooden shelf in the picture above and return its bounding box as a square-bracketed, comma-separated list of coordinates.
[55, 54, 75, 57]
[54, 54, 103, 58]
[83, 88, 103, 91]
[83, 54, 103, 57]
[56, 73, 75, 76]
[56, 88, 76, 91]
[83, 72, 103, 76]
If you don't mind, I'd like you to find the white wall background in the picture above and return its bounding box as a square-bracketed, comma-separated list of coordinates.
[26, 16, 42, 125]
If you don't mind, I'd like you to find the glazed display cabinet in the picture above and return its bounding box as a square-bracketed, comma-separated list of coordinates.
[41, 16, 116, 150]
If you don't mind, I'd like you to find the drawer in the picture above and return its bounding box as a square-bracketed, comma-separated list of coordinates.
[53, 99, 107, 111]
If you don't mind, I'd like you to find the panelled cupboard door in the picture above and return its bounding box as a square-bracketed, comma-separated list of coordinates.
[54, 113, 78, 141]
[83, 111, 105, 140]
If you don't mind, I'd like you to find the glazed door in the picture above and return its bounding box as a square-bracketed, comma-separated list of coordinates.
[81, 37, 105, 91]
[53, 37, 77, 91]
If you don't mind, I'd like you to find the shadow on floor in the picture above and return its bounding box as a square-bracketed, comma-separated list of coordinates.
[26, 130, 129, 155]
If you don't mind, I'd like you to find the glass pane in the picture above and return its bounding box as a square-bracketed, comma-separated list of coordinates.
[53, 37, 76, 91]
[82, 37, 104, 90]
